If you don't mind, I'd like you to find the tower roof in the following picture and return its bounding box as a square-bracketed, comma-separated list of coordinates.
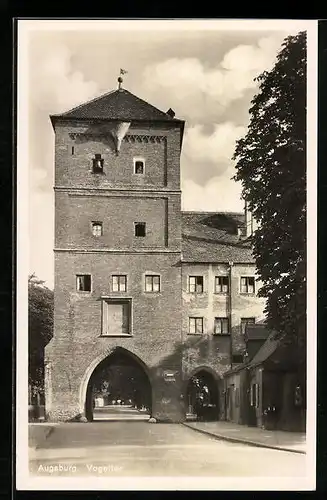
[50, 88, 184, 126]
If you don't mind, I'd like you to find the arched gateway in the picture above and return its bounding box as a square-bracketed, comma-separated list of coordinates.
[185, 367, 220, 421]
[83, 347, 152, 421]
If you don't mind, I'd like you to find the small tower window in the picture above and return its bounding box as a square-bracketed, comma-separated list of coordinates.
[134, 158, 145, 175]
[71, 146, 75, 155]
[76, 274, 91, 292]
[134, 222, 146, 237]
[91, 222, 103, 237]
[92, 154, 104, 173]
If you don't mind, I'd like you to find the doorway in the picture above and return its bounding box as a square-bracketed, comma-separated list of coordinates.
[186, 369, 219, 421]
[85, 348, 152, 421]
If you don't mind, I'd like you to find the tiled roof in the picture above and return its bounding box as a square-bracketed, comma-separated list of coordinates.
[50, 88, 184, 123]
[224, 332, 301, 377]
[181, 212, 254, 264]
[224, 332, 278, 376]
[249, 333, 280, 367]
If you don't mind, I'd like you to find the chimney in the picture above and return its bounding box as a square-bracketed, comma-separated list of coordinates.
[166, 108, 175, 118]
[245, 200, 255, 238]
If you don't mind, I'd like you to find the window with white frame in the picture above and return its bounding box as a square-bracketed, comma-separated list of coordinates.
[240, 276, 255, 294]
[214, 317, 229, 335]
[189, 276, 204, 293]
[145, 275, 160, 292]
[189, 317, 204, 334]
[91, 222, 103, 237]
[112, 275, 127, 292]
[76, 274, 91, 292]
[102, 298, 131, 336]
[133, 158, 145, 175]
[215, 276, 229, 293]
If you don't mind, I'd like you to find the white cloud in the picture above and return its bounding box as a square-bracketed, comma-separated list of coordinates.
[142, 34, 285, 120]
[30, 42, 100, 114]
[183, 122, 246, 166]
[182, 175, 244, 213]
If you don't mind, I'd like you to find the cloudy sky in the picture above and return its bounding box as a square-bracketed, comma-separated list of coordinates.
[22, 20, 305, 288]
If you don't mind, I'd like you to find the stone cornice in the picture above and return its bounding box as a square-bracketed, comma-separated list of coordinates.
[54, 186, 181, 195]
[69, 133, 167, 144]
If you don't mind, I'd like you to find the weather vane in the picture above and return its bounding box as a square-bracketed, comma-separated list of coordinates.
[118, 68, 128, 90]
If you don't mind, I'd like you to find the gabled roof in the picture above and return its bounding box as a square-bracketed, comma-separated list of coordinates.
[50, 88, 184, 125]
[181, 211, 254, 264]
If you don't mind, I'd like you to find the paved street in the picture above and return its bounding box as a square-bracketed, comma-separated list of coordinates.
[29, 421, 306, 477]
[93, 405, 150, 421]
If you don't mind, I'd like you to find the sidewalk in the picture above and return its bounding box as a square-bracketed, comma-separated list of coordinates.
[183, 420, 306, 454]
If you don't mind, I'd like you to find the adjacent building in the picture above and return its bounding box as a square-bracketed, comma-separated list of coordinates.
[45, 81, 266, 423]
[223, 326, 306, 431]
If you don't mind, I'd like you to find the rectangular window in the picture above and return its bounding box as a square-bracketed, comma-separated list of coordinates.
[188, 276, 204, 293]
[91, 222, 103, 237]
[71, 146, 75, 155]
[241, 317, 256, 335]
[215, 276, 229, 293]
[102, 299, 131, 336]
[240, 276, 255, 294]
[112, 275, 127, 292]
[214, 317, 229, 335]
[134, 222, 146, 237]
[145, 275, 160, 292]
[92, 154, 104, 173]
[134, 158, 145, 175]
[189, 317, 203, 334]
[76, 274, 91, 292]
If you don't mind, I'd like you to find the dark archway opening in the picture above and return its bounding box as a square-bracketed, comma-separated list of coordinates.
[85, 348, 152, 422]
[186, 370, 219, 422]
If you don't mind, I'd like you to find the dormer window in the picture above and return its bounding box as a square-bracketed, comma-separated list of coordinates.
[92, 154, 104, 173]
[134, 158, 145, 175]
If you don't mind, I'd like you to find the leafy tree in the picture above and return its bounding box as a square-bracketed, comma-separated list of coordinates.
[28, 274, 54, 400]
[232, 32, 306, 362]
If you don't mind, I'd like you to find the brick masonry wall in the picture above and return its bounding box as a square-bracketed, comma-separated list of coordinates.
[47, 118, 185, 422]
[46, 251, 184, 421]
[54, 122, 182, 190]
[55, 191, 181, 251]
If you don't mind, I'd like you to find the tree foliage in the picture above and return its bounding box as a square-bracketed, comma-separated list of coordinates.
[232, 32, 306, 354]
[28, 274, 54, 394]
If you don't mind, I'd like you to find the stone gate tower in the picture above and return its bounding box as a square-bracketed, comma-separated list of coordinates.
[45, 80, 185, 422]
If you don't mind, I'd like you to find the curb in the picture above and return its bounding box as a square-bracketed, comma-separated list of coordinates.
[182, 423, 306, 455]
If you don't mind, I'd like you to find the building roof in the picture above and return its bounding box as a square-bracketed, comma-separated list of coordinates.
[50, 88, 184, 125]
[181, 212, 254, 264]
[245, 324, 270, 342]
[249, 333, 280, 367]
